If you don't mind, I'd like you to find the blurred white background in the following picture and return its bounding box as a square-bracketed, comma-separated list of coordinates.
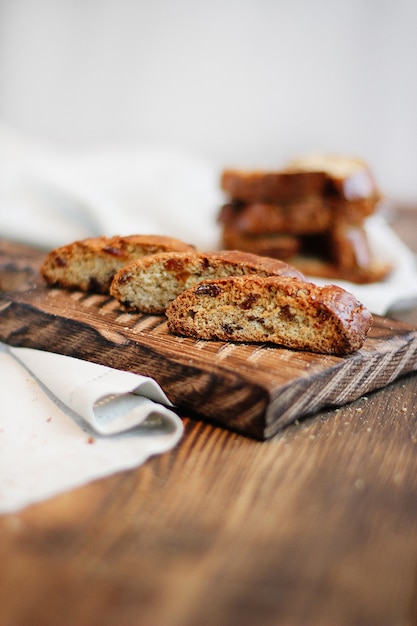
[0, 0, 416, 201]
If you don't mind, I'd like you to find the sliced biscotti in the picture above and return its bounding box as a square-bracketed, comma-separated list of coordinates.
[285, 154, 381, 202]
[110, 250, 305, 314]
[218, 199, 334, 235]
[221, 155, 380, 205]
[166, 275, 373, 355]
[221, 223, 391, 284]
[218, 154, 388, 284]
[41, 234, 195, 294]
[218, 197, 376, 235]
[221, 227, 301, 260]
[220, 169, 328, 204]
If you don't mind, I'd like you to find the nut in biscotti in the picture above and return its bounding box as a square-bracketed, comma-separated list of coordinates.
[166, 275, 373, 355]
[41, 234, 195, 294]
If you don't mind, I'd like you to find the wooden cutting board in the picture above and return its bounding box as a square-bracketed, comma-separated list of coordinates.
[1, 238, 417, 440]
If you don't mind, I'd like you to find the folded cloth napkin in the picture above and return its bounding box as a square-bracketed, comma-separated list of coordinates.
[0, 344, 183, 514]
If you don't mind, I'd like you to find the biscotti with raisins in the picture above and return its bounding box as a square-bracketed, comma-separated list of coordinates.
[41, 234, 195, 294]
[221, 154, 381, 205]
[110, 249, 305, 314]
[166, 274, 373, 355]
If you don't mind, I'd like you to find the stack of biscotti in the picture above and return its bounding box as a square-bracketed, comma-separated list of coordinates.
[218, 154, 391, 284]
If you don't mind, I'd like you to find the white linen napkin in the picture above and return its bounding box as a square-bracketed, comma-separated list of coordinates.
[0, 344, 183, 514]
[9, 346, 177, 435]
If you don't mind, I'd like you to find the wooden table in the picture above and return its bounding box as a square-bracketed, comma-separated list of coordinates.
[1, 208, 417, 626]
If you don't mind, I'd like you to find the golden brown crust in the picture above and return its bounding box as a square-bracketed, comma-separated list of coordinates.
[110, 249, 305, 314]
[286, 154, 381, 202]
[218, 200, 333, 235]
[283, 257, 392, 285]
[328, 223, 371, 271]
[166, 275, 373, 355]
[222, 224, 370, 269]
[41, 234, 195, 294]
[221, 169, 328, 203]
[221, 155, 381, 204]
[221, 226, 391, 284]
[221, 227, 301, 260]
[218, 198, 377, 235]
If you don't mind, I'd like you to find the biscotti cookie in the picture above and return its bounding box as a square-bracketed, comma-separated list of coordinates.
[221, 155, 380, 204]
[41, 234, 195, 294]
[221, 227, 301, 260]
[328, 223, 371, 271]
[221, 227, 390, 284]
[110, 250, 305, 314]
[221, 169, 328, 204]
[221, 223, 371, 270]
[283, 256, 392, 285]
[286, 154, 381, 203]
[217, 154, 388, 284]
[218, 199, 333, 235]
[218, 198, 376, 235]
[166, 275, 373, 355]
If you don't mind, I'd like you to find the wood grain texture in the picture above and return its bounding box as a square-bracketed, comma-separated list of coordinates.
[1, 238, 417, 439]
[0, 210, 417, 626]
[0, 376, 417, 626]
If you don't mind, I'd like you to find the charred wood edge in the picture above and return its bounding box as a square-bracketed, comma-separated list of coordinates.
[264, 325, 417, 438]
